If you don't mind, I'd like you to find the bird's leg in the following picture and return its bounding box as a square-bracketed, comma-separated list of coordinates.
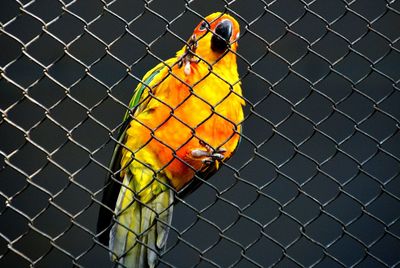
[191, 140, 227, 165]
[178, 35, 200, 75]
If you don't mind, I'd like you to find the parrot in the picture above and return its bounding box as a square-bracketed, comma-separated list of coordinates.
[97, 12, 245, 267]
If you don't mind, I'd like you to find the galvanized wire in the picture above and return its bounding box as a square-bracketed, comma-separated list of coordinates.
[0, 0, 399, 267]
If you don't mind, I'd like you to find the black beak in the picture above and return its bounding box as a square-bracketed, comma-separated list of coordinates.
[211, 20, 233, 53]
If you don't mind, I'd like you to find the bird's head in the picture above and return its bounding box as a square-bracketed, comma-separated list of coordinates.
[179, 12, 240, 65]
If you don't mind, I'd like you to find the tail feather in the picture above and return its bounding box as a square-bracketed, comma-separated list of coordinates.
[110, 171, 174, 267]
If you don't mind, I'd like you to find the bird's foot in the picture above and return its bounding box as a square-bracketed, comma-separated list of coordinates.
[178, 35, 200, 75]
[191, 141, 227, 165]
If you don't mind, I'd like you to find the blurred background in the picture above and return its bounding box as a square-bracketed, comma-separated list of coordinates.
[1, 0, 399, 267]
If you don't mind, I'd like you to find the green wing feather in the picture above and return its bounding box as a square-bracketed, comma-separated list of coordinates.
[97, 65, 165, 245]
[123, 66, 164, 121]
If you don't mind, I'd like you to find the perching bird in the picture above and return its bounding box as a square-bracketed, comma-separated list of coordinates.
[97, 12, 244, 267]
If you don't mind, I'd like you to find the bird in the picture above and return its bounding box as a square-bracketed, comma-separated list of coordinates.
[97, 12, 244, 267]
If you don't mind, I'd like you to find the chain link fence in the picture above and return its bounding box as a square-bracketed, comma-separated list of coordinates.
[1, 0, 400, 267]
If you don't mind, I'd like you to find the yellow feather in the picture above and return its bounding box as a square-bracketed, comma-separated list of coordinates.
[108, 12, 244, 267]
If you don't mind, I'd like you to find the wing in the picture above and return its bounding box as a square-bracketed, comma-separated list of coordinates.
[97, 64, 166, 245]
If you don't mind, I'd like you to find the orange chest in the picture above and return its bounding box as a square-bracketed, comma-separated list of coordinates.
[150, 92, 242, 148]
[142, 95, 242, 189]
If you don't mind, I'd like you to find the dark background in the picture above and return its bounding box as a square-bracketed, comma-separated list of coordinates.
[1, 0, 399, 267]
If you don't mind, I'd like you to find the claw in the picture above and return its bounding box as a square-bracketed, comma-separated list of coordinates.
[211, 153, 224, 160]
[191, 142, 227, 167]
[217, 147, 227, 153]
[198, 140, 211, 150]
[202, 157, 213, 164]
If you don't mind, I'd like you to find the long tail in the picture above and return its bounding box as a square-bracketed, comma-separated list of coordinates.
[110, 172, 173, 268]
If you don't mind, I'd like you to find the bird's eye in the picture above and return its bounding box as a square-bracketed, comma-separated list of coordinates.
[199, 21, 207, 31]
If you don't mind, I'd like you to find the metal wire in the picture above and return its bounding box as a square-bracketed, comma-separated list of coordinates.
[1, 0, 399, 267]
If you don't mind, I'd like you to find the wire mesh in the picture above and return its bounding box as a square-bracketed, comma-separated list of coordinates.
[1, 0, 400, 267]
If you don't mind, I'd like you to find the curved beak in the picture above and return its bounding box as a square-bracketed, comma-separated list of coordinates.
[211, 19, 233, 53]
